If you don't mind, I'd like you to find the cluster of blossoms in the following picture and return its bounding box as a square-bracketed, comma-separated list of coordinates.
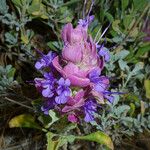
[34, 15, 113, 123]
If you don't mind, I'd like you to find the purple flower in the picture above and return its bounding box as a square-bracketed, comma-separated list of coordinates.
[83, 99, 97, 122]
[102, 91, 118, 103]
[34, 74, 56, 98]
[88, 69, 110, 103]
[142, 19, 150, 42]
[93, 76, 109, 93]
[35, 51, 56, 70]
[89, 69, 101, 83]
[78, 15, 94, 28]
[89, 70, 115, 104]
[34, 78, 44, 92]
[97, 44, 110, 62]
[55, 78, 71, 104]
[42, 85, 54, 98]
[41, 73, 56, 98]
[41, 99, 56, 115]
[89, 70, 109, 92]
[55, 94, 68, 105]
[33, 4, 117, 123]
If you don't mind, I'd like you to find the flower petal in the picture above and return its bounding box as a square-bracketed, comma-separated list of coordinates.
[35, 61, 44, 69]
[52, 57, 90, 87]
[84, 112, 94, 122]
[61, 23, 72, 44]
[68, 114, 78, 123]
[62, 45, 82, 63]
[55, 94, 68, 104]
[67, 74, 90, 87]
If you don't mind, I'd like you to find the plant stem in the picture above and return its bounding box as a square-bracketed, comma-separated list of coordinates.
[4, 97, 34, 110]
[46, 132, 56, 150]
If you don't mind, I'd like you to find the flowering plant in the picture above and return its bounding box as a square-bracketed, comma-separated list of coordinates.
[2, 0, 149, 149]
[29, 12, 116, 149]
[34, 14, 114, 124]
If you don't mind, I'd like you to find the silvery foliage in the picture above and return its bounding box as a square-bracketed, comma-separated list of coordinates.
[91, 95, 150, 144]
[91, 51, 150, 144]
[0, 65, 17, 93]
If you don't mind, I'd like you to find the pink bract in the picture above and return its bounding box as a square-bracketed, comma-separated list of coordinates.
[68, 114, 78, 123]
[52, 23, 104, 87]
[62, 90, 85, 112]
[62, 90, 85, 123]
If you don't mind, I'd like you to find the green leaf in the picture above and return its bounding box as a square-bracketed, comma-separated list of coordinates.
[136, 43, 150, 57]
[131, 62, 144, 75]
[27, 0, 48, 19]
[129, 103, 135, 116]
[11, 0, 24, 8]
[123, 15, 133, 30]
[61, 123, 77, 133]
[129, 27, 139, 37]
[55, 137, 68, 150]
[46, 133, 74, 150]
[104, 12, 114, 22]
[112, 36, 123, 43]
[125, 93, 140, 103]
[133, 0, 147, 11]
[118, 59, 128, 71]
[121, 117, 133, 127]
[47, 41, 60, 51]
[46, 132, 58, 150]
[57, 6, 73, 23]
[9, 114, 41, 129]
[65, 135, 76, 143]
[27, 0, 40, 13]
[61, 0, 80, 7]
[112, 20, 121, 34]
[114, 105, 130, 116]
[112, 95, 120, 106]
[0, 0, 8, 14]
[38, 114, 51, 127]
[6, 65, 13, 72]
[46, 110, 59, 128]
[21, 33, 29, 44]
[140, 101, 145, 115]
[115, 50, 130, 60]
[144, 80, 150, 99]
[47, 131, 113, 150]
[46, 133, 76, 150]
[76, 131, 114, 150]
[5, 32, 17, 45]
[8, 67, 16, 78]
[12, 0, 31, 8]
[121, 0, 129, 11]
